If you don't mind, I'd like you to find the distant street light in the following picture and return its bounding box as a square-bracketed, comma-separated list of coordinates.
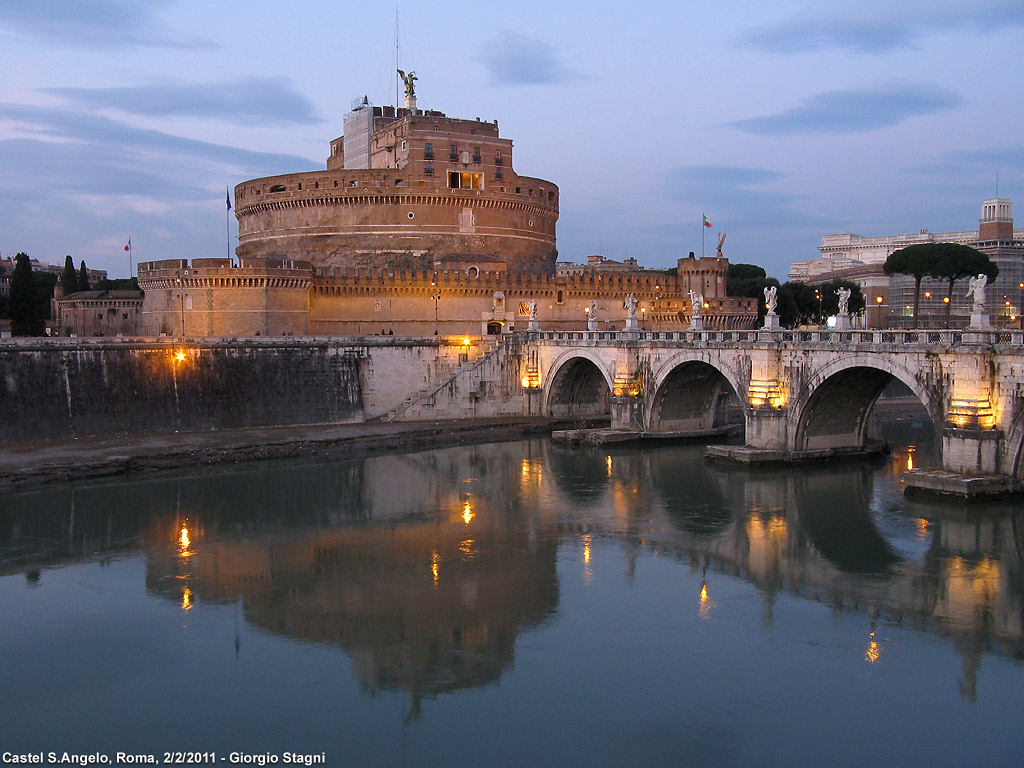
[175, 276, 185, 336]
[431, 285, 441, 335]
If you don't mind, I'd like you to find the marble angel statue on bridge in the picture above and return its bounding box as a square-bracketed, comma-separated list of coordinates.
[624, 293, 638, 319]
[836, 286, 851, 316]
[967, 274, 988, 313]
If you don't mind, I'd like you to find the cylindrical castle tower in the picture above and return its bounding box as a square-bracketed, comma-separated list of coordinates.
[235, 104, 558, 275]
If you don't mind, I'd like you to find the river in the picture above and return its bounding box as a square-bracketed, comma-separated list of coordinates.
[1, 421, 1021, 767]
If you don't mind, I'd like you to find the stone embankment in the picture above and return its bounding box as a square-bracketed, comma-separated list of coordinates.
[0, 417, 579, 493]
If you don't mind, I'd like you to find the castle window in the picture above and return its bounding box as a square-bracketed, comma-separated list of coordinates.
[269, 184, 286, 193]
[448, 172, 483, 190]
[450, 145, 458, 161]
[298, 183, 302, 190]
[424, 143, 433, 160]
[401, 140, 407, 151]
[424, 163, 433, 175]
[495, 168, 503, 180]
[473, 147, 481, 163]
[433, 126, 440, 132]
[495, 150, 503, 166]
[556, 290, 564, 303]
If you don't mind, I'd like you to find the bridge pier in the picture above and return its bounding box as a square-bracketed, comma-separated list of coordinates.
[611, 395, 644, 431]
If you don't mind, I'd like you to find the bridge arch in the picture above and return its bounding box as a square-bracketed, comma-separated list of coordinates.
[543, 350, 614, 419]
[791, 355, 942, 453]
[646, 355, 743, 433]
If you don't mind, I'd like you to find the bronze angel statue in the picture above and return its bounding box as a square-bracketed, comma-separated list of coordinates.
[397, 69, 418, 98]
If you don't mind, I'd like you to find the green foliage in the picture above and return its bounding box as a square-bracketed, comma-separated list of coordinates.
[94, 277, 140, 291]
[816, 279, 866, 317]
[60, 255, 79, 295]
[777, 281, 817, 327]
[10, 253, 42, 336]
[929, 243, 998, 284]
[78, 260, 91, 292]
[727, 263, 766, 281]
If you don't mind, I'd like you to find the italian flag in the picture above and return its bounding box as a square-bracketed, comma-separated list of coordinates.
[703, 215, 712, 228]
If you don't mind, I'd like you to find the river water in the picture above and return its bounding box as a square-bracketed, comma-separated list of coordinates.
[1, 422, 1022, 767]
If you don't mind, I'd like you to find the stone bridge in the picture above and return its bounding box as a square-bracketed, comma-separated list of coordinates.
[514, 327, 1024, 494]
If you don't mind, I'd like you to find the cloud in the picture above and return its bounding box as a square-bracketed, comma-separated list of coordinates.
[664, 165, 816, 232]
[741, 19, 914, 54]
[739, 1, 1024, 55]
[0, 0, 213, 49]
[0, 103, 319, 270]
[0, 102, 316, 176]
[44, 78, 322, 126]
[478, 30, 582, 86]
[730, 82, 962, 135]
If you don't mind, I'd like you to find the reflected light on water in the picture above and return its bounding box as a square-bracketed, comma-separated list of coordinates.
[606, 455, 612, 476]
[866, 629, 881, 663]
[699, 577, 712, 620]
[182, 587, 193, 612]
[462, 499, 474, 525]
[582, 535, 594, 585]
[431, 550, 440, 587]
[179, 525, 190, 549]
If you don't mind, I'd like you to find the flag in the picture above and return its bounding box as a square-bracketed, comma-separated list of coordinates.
[703, 215, 712, 228]
[124, 238, 131, 251]
[226, 188, 232, 211]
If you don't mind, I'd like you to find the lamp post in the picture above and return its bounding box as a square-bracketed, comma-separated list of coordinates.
[640, 306, 647, 330]
[175, 277, 185, 336]
[431, 285, 441, 335]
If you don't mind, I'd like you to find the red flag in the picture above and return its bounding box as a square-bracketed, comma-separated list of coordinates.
[703, 215, 712, 228]
[124, 238, 131, 251]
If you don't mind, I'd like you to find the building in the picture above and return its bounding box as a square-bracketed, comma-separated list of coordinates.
[0, 256, 107, 286]
[235, 99, 558, 276]
[789, 199, 1024, 328]
[53, 290, 144, 337]
[140, 90, 757, 336]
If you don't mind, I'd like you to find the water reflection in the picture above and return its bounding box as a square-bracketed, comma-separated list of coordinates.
[2, 429, 1022, 719]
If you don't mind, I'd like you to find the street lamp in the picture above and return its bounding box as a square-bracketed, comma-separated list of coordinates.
[640, 306, 647, 330]
[175, 277, 185, 336]
[431, 284, 441, 335]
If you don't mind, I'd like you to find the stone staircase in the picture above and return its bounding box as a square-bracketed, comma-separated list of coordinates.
[383, 338, 503, 422]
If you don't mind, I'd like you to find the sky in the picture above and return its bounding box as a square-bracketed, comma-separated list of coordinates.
[1, 0, 1022, 281]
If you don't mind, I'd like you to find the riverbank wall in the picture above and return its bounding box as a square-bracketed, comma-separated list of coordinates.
[0, 336, 524, 442]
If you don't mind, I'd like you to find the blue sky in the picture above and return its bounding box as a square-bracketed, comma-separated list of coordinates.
[1, 0, 1021, 280]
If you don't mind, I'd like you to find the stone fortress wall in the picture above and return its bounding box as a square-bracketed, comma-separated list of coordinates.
[137, 255, 757, 338]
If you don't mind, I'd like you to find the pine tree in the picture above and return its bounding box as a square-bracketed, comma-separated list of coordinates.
[78, 260, 91, 292]
[61, 255, 79, 295]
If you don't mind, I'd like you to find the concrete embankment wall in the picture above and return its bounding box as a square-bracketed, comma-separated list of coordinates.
[0, 337, 506, 442]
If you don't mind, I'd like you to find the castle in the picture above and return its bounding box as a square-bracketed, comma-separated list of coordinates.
[138, 85, 756, 336]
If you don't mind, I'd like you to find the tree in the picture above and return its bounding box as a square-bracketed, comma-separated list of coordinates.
[78, 260, 91, 292]
[10, 253, 42, 336]
[60, 255, 79, 296]
[927, 243, 998, 327]
[816, 279, 866, 319]
[884, 244, 941, 325]
[777, 281, 818, 327]
[726, 264, 777, 324]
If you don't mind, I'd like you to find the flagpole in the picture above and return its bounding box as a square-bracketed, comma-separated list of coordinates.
[225, 187, 233, 265]
[701, 216, 705, 259]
